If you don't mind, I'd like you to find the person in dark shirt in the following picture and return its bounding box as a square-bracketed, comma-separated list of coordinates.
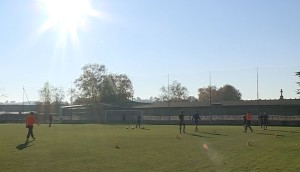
[192, 111, 200, 132]
[179, 111, 185, 133]
[258, 112, 263, 130]
[263, 112, 269, 130]
[49, 114, 53, 127]
[243, 114, 247, 132]
[135, 114, 142, 128]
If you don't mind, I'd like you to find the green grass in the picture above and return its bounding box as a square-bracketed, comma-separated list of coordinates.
[0, 124, 299, 172]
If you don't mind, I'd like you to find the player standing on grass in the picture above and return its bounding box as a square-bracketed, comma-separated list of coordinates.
[49, 114, 53, 127]
[135, 114, 142, 128]
[192, 111, 200, 132]
[244, 111, 253, 133]
[25, 112, 39, 142]
[263, 112, 269, 130]
[258, 112, 263, 130]
[179, 111, 185, 133]
[243, 114, 247, 131]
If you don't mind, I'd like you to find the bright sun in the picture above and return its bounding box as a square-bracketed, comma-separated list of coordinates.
[38, 0, 100, 45]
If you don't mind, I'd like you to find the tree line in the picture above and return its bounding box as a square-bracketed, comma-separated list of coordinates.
[38, 63, 300, 106]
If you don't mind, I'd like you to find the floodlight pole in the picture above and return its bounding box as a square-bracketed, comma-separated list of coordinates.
[256, 67, 259, 116]
[167, 73, 170, 121]
[209, 71, 212, 125]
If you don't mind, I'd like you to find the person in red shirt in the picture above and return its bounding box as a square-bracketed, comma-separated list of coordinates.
[244, 111, 253, 133]
[25, 112, 39, 142]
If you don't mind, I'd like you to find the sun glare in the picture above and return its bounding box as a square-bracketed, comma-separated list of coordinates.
[38, 0, 100, 46]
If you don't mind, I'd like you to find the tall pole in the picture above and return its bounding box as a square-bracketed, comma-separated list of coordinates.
[209, 71, 212, 105]
[23, 86, 24, 114]
[257, 67, 259, 116]
[257, 67, 259, 101]
[167, 73, 170, 107]
[168, 74, 171, 121]
[209, 71, 212, 125]
[71, 82, 73, 111]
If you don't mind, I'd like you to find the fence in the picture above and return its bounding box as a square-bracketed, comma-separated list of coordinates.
[1, 113, 300, 126]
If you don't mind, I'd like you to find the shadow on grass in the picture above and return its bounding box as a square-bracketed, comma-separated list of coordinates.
[16, 140, 35, 150]
[255, 132, 285, 137]
[198, 131, 229, 136]
[186, 133, 211, 138]
[269, 129, 300, 133]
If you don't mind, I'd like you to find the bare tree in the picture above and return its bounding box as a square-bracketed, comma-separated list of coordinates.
[0, 88, 6, 99]
[39, 82, 53, 103]
[160, 81, 189, 102]
[296, 71, 300, 95]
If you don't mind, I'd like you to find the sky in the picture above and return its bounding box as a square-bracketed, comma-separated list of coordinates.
[0, 0, 300, 103]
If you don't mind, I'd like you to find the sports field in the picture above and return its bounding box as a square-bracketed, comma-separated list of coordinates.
[0, 124, 299, 172]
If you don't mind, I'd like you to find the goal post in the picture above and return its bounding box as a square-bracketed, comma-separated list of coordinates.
[104, 110, 144, 124]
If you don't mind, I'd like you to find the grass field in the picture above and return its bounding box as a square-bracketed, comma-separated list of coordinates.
[0, 124, 299, 172]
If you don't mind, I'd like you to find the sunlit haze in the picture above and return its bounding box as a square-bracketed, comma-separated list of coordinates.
[38, 0, 101, 47]
[0, 0, 299, 103]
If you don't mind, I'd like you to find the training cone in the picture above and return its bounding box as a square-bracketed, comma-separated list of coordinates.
[115, 144, 120, 149]
[203, 144, 209, 150]
[247, 140, 251, 146]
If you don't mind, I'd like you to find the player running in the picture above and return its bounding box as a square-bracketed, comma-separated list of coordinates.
[25, 112, 39, 142]
[192, 111, 201, 132]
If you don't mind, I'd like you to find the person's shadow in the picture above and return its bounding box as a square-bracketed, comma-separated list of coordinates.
[16, 140, 34, 150]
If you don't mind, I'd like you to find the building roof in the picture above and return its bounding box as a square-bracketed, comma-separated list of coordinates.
[133, 99, 300, 108]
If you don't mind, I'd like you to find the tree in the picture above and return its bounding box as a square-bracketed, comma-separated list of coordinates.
[160, 81, 189, 102]
[52, 87, 65, 113]
[296, 71, 300, 95]
[39, 82, 54, 122]
[217, 84, 242, 101]
[39, 81, 53, 103]
[74, 64, 106, 104]
[39, 82, 66, 114]
[67, 88, 78, 105]
[114, 74, 134, 101]
[74, 64, 134, 104]
[0, 88, 6, 99]
[52, 87, 65, 104]
[100, 74, 119, 103]
[159, 86, 169, 101]
[187, 96, 197, 102]
[99, 74, 134, 103]
[198, 86, 218, 102]
[198, 84, 242, 102]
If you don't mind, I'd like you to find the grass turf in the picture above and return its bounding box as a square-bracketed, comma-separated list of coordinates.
[0, 124, 299, 172]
